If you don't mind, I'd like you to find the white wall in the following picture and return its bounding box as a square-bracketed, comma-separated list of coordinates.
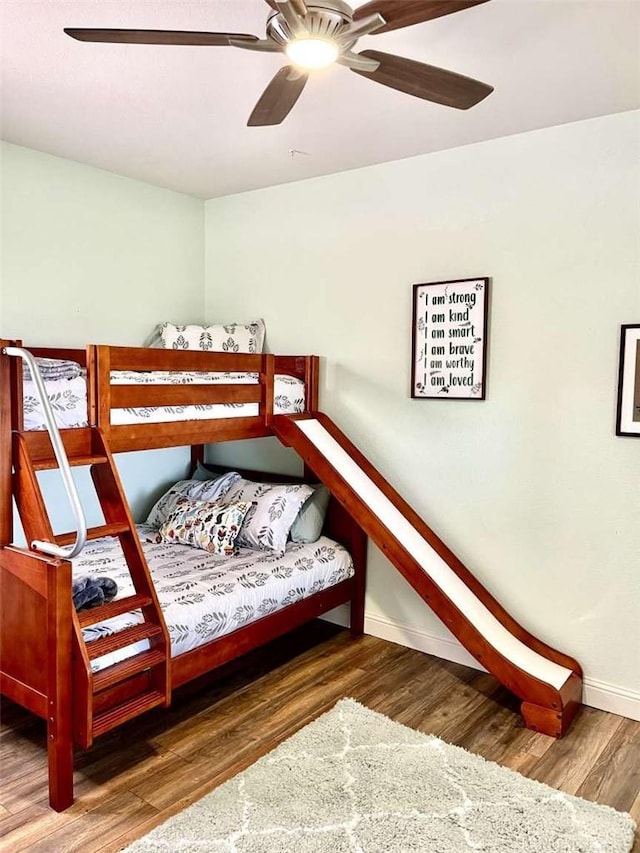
[1, 142, 206, 522]
[204, 112, 640, 713]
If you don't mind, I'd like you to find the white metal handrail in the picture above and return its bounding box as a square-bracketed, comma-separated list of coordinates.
[3, 346, 87, 559]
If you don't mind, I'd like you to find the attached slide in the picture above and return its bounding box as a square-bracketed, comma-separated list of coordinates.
[273, 412, 582, 737]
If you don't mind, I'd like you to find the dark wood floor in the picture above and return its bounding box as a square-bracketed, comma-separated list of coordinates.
[1, 623, 638, 852]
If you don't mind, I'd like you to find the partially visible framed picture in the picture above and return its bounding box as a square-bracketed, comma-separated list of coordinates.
[616, 323, 640, 437]
[411, 277, 489, 400]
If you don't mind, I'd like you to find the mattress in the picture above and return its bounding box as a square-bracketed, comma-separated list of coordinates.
[74, 524, 354, 671]
[23, 370, 305, 430]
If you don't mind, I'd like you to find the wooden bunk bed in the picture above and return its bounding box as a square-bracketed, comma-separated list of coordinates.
[0, 339, 367, 812]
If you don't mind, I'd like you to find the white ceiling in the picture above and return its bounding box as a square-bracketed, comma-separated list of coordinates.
[2, 1, 639, 199]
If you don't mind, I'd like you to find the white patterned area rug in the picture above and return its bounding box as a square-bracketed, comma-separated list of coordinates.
[123, 698, 636, 853]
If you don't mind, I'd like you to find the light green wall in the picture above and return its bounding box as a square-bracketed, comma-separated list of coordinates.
[1, 142, 206, 523]
[1, 142, 204, 346]
[204, 112, 640, 703]
[2, 117, 638, 712]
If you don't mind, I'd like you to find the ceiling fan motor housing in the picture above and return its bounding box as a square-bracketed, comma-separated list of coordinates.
[267, 0, 354, 48]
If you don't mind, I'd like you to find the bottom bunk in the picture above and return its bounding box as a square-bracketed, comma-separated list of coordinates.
[0, 467, 367, 811]
[80, 525, 355, 672]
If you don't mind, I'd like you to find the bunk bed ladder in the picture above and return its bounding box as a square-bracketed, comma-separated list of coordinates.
[13, 426, 171, 748]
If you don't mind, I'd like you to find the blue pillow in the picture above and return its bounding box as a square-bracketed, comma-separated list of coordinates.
[289, 485, 330, 543]
[192, 461, 222, 482]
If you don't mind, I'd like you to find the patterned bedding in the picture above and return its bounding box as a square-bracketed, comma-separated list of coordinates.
[23, 370, 305, 430]
[74, 524, 354, 672]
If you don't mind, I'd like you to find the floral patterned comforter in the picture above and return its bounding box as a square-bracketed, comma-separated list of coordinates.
[23, 371, 305, 430]
[74, 525, 354, 672]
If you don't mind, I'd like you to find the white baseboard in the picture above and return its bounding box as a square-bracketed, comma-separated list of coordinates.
[362, 612, 488, 674]
[323, 607, 485, 671]
[322, 609, 640, 722]
[581, 678, 640, 722]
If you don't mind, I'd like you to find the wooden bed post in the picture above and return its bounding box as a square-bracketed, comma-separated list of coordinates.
[319, 476, 368, 637]
[263, 354, 275, 429]
[190, 445, 205, 474]
[349, 526, 367, 636]
[86, 345, 97, 427]
[307, 356, 320, 412]
[46, 558, 74, 811]
[0, 341, 14, 547]
[95, 345, 112, 434]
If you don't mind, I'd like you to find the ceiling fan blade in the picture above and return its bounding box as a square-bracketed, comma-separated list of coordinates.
[264, 0, 307, 16]
[353, 0, 490, 34]
[248, 67, 308, 127]
[64, 28, 259, 46]
[352, 50, 493, 109]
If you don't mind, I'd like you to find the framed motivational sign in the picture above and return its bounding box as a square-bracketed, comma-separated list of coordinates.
[615, 323, 640, 437]
[411, 277, 490, 400]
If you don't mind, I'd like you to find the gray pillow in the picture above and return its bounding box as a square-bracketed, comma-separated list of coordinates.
[289, 485, 331, 544]
[192, 461, 223, 482]
[143, 324, 164, 348]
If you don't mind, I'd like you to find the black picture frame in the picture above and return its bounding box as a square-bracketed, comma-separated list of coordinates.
[411, 277, 490, 400]
[615, 323, 640, 437]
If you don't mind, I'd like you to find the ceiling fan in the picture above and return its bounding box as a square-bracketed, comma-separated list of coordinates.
[65, 0, 494, 127]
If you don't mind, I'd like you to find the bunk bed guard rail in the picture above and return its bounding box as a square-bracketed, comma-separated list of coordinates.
[2, 346, 88, 559]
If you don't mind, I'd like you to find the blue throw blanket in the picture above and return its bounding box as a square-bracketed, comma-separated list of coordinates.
[72, 576, 118, 611]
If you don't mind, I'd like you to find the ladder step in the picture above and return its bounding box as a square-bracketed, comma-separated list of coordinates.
[56, 521, 130, 547]
[86, 623, 163, 661]
[31, 454, 109, 471]
[77, 593, 153, 628]
[92, 690, 166, 738]
[92, 649, 166, 693]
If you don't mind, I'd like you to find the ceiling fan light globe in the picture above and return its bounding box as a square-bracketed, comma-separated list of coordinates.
[285, 37, 339, 70]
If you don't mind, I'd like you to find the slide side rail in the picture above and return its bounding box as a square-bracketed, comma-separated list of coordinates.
[273, 412, 582, 737]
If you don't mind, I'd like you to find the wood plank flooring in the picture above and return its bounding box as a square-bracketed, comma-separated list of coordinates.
[1, 623, 638, 852]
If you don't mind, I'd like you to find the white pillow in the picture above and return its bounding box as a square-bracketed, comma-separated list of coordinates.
[156, 320, 266, 354]
[145, 472, 241, 529]
[222, 478, 313, 556]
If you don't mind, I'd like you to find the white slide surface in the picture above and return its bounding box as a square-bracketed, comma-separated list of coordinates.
[292, 417, 574, 693]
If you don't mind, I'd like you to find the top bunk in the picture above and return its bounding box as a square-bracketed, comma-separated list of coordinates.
[1, 336, 319, 454]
